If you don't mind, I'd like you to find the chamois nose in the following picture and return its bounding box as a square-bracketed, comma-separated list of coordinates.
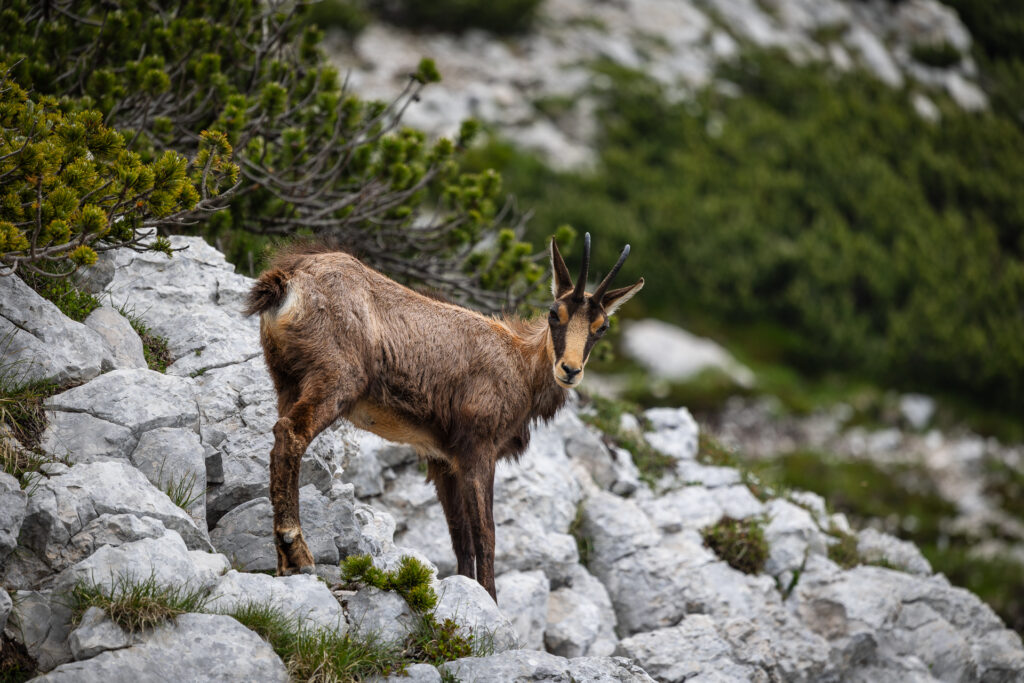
[561, 363, 581, 379]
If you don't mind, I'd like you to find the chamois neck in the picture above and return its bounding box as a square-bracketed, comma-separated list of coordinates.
[512, 316, 568, 422]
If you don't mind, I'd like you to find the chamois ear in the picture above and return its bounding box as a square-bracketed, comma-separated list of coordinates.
[601, 278, 644, 315]
[550, 238, 574, 298]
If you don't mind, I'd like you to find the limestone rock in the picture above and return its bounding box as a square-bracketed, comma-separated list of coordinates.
[18, 461, 211, 575]
[129, 428, 207, 524]
[0, 273, 113, 385]
[496, 570, 549, 651]
[0, 586, 10, 633]
[345, 586, 413, 643]
[210, 484, 362, 571]
[617, 616, 763, 682]
[52, 530, 226, 595]
[374, 663, 441, 683]
[622, 319, 754, 387]
[857, 528, 932, 575]
[439, 650, 655, 682]
[545, 565, 618, 658]
[763, 499, 826, 577]
[32, 613, 288, 682]
[87, 236, 262, 376]
[8, 589, 74, 671]
[433, 575, 519, 652]
[68, 607, 131, 661]
[0, 471, 27, 565]
[208, 570, 346, 632]
[83, 305, 146, 370]
[45, 369, 198, 435]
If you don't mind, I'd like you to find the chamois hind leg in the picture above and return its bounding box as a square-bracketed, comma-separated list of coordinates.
[270, 378, 352, 576]
[459, 457, 497, 601]
[428, 460, 475, 579]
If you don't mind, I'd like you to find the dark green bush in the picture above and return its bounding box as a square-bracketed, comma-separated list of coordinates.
[468, 52, 1024, 409]
[910, 42, 962, 68]
[369, 0, 543, 34]
[1, 1, 540, 310]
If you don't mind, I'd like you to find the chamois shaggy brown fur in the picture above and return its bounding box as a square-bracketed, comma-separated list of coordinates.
[244, 234, 643, 600]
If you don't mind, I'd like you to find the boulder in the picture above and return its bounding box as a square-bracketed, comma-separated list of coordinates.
[643, 407, 700, 462]
[52, 530, 227, 595]
[374, 663, 441, 683]
[0, 471, 27, 565]
[622, 319, 754, 387]
[82, 305, 146, 370]
[763, 499, 827, 578]
[545, 565, 618, 658]
[8, 589, 74, 671]
[0, 587, 10, 633]
[345, 585, 414, 643]
[616, 615, 762, 682]
[495, 570, 549, 651]
[45, 369, 198, 435]
[433, 576, 519, 652]
[208, 570, 346, 632]
[793, 565, 1024, 681]
[129, 428, 207, 524]
[85, 236, 262, 376]
[18, 461, 211, 576]
[439, 650, 655, 682]
[32, 613, 288, 682]
[210, 484, 363, 571]
[856, 528, 932, 575]
[0, 273, 113, 384]
[68, 607, 131, 661]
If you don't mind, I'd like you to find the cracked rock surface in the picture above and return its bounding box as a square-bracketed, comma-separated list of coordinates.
[1, 235, 1021, 682]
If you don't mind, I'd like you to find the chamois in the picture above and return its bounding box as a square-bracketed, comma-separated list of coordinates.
[244, 234, 643, 600]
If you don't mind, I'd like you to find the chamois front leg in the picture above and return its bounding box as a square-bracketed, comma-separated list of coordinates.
[460, 457, 497, 601]
[270, 397, 343, 576]
[428, 460, 476, 579]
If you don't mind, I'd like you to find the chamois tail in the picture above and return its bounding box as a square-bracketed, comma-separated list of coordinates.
[244, 268, 289, 317]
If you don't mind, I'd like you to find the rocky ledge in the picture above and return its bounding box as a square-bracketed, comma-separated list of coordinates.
[1, 237, 1022, 681]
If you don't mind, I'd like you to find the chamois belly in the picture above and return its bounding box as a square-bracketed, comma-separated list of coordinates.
[348, 400, 447, 462]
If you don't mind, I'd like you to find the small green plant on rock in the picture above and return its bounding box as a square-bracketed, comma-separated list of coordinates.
[228, 601, 407, 681]
[702, 516, 769, 575]
[568, 501, 593, 567]
[0, 632, 36, 683]
[70, 574, 210, 633]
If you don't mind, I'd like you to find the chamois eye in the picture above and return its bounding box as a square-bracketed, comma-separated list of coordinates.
[549, 309, 560, 323]
[596, 324, 609, 336]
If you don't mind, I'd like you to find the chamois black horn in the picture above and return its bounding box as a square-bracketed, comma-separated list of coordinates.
[572, 232, 591, 301]
[592, 243, 631, 302]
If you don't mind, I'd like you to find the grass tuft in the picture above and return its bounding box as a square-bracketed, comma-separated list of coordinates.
[702, 516, 768, 575]
[229, 602, 407, 681]
[159, 467, 204, 512]
[568, 501, 592, 567]
[0, 633, 36, 683]
[70, 574, 210, 633]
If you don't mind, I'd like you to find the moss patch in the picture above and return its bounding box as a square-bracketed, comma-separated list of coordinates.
[702, 516, 768, 575]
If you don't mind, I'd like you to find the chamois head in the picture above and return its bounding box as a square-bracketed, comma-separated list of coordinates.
[547, 233, 644, 389]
